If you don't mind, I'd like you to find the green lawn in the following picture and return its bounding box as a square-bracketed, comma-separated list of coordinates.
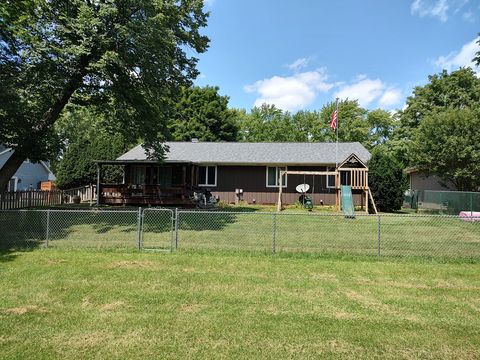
[1, 209, 479, 259]
[1, 250, 480, 359]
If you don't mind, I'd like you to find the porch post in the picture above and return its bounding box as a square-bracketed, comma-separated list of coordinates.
[96, 163, 101, 206]
[276, 170, 283, 212]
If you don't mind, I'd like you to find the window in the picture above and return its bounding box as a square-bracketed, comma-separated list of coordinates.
[326, 167, 335, 188]
[266, 167, 287, 187]
[327, 175, 336, 188]
[199, 165, 217, 186]
[131, 166, 145, 185]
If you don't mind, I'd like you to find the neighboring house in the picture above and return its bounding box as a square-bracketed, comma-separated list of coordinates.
[405, 167, 457, 192]
[96, 141, 371, 206]
[0, 146, 56, 192]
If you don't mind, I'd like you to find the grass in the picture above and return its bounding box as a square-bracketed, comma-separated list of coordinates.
[1, 208, 479, 259]
[1, 249, 480, 359]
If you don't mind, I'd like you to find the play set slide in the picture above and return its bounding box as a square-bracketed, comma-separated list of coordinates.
[341, 185, 355, 218]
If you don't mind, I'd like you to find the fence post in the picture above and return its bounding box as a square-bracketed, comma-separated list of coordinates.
[45, 209, 50, 248]
[174, 208, 179, 251]
[377, 215, 381, 256]
[272, 213, 277, 254]
[137, 207, 142, 250]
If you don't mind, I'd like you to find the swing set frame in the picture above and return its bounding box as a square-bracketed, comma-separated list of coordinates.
[276, 154, 377, 214]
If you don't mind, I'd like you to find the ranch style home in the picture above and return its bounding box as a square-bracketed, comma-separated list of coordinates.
[96, 141, 371, 207]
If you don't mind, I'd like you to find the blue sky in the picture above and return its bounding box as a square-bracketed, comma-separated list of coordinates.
[194, 0, 480, 112]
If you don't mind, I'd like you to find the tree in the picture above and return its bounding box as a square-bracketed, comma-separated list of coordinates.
[474, 34, 480, 66]
[238, 101, 369, 144]
[410, 108, 480, 191]
[55, 132, 128, 189]
[168, 86, 239, 141]
[368, 149, 408, 212]
[0, 0, 209, 190]
[366, 109, 398, 148]
[320, 100, 370, 146]
[389, 67, 480, 166]
[400, 68, 480, 129]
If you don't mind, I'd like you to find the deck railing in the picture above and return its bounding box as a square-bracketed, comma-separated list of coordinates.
[0, 190, 63, 210]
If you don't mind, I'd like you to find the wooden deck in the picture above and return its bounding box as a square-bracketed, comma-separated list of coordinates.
[100, 184, 195, 206]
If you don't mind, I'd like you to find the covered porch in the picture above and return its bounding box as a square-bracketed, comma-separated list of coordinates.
[95, 160, 201, 206]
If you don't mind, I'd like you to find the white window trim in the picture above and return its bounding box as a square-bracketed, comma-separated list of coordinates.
[326, 167, 336, 189]
[198, 165, 217, 187]
[266, 166, 287, 188]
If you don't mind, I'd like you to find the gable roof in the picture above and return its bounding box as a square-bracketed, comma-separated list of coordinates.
[117, 142, 371, 165]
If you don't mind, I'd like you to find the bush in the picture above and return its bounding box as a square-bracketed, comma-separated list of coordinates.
[369, 149, 407, 212]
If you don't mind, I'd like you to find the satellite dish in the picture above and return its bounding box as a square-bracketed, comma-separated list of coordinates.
[296, 183, 310, 193]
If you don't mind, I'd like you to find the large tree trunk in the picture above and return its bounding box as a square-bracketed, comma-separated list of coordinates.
[0, 151, 25, 191]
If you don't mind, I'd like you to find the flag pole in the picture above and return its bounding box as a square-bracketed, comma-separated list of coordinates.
[335, 97, 339, 170]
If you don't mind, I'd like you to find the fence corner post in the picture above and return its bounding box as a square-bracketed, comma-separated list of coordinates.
[377, 215, 381, 256]
[174, 208, 179, 251]
[272, 213, 277, 254]
[45, 209, 50, 248]
[137, 207, 142, 250]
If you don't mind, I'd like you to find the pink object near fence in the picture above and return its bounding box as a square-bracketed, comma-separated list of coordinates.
[459, 211, 480, 222]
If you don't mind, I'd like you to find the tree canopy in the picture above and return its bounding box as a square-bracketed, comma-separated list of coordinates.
[400, 68, 480, 129]
[0, 0, 209, 190]
[168, 86, 239, 141]
[410, 108, 480, 191]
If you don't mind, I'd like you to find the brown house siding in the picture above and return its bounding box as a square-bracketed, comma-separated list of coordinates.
[208, 165, 362, 206]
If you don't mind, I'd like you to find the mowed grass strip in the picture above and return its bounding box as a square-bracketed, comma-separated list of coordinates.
[2, 210, 479, 259]
[1, 250, 480, 359]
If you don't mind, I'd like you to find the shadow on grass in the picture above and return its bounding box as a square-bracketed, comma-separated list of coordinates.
[0, 250, 20, 262]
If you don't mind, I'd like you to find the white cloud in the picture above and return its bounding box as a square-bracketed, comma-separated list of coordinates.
[434, 37, 480, 74]
[462, 10, 475, 22]
[411, 0, 449, 22]
[334, 76, 402, 108]
[287, 57, 311, 72]
[245, 69, 333, 112]
[379, 88, 403, 107]
[410, 0, 472, 22]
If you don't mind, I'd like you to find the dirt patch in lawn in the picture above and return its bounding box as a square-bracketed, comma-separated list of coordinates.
[100, 301, 127, 311]
[108, 260, 155, 269]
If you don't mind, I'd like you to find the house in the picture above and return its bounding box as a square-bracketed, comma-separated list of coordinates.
[405, 167, 457, 192]
[0, 146, 56, 192]
[96, 141, 372, 208]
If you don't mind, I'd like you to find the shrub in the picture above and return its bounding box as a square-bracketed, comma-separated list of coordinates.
[369, 149, 407, 212]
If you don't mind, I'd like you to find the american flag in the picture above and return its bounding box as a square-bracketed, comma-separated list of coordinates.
[330, 109, 338, 130]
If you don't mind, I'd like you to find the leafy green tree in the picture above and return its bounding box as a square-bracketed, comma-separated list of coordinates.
[400, 68, 480, 129]
[474, 35, 480, 65]
[387, 67, 480, 166]
[238, 104, 286, 141]
[366, 109, 398, 148]
[55, 132, 128, 189]
[369, 149, 408, 212]
[53, 106, 131, 189]
[320, 100, 370, 146]
[168, 86, 239, 141]
[0, 0, 209, 190]
[410, 108, 480, 191]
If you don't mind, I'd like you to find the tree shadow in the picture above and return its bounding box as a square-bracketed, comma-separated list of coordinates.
[0, 250, 19, 262]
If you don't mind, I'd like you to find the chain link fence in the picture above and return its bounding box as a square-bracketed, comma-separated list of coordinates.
[405, 190, 480, 214]
[1, 208, 479, 259]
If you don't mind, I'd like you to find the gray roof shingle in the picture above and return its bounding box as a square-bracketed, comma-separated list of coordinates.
[117, 142, 371, 165]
